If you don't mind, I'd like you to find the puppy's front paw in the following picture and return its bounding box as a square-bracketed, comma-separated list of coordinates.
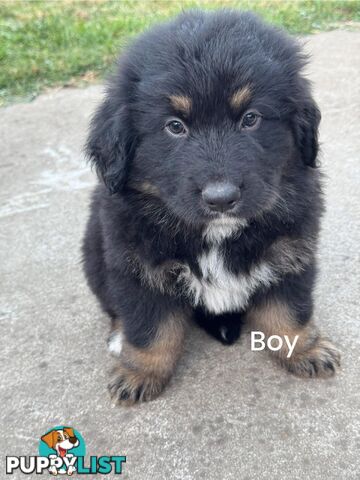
[67, 465, 76, 476]
[108, 365, 167, 406]
[48, 465, 58, 476]
[282, 338, 341, 378]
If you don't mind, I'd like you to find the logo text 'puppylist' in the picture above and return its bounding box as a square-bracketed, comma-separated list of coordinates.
[6, 426, 126, 476]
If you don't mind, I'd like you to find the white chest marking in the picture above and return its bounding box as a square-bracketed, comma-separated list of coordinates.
[181, 246, 276, 314]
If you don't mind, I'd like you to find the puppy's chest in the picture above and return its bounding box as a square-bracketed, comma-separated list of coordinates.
[179, 245, 275, 315]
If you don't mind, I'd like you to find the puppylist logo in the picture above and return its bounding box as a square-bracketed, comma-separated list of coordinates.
[6, 426, 126, 476]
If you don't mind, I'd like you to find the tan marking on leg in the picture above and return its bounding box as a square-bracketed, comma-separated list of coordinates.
[108, 313, 186, 405]
[229, 85, 252, 110]
[265, 237, 316, 275]
[247, 300, 340, 378]
[135, 257, 185, 295]
[168, 95, 192, 115]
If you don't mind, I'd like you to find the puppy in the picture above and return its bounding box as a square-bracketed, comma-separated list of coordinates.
[41, 428, 79, 475]
[83, 10, 340, 405]
[41, 428, 79, 458]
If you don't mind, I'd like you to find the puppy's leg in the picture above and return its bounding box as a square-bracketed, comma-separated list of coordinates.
[108, 309, 186, 405]
[247, 297, 340, 378]
[193, 308, 244, 345]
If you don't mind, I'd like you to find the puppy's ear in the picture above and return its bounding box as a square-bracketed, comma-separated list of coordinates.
[294, 99, 321, 168]
[86, 101, 132, 194]
[41, 430, 57, 449]
[64, 427, 75, 438]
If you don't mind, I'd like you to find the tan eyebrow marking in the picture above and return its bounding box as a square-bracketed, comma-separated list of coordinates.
[230, 85, 252, 110]
[130, 181, 160, 197]
[168, 95, 192, 115]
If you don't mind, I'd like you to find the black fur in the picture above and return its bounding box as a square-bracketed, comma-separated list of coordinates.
[82, 10, 329, 393]
[193, 308, 245, 345]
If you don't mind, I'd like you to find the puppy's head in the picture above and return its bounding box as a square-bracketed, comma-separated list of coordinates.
[41, 428, 79, 455]
[87, 10, 320, 226]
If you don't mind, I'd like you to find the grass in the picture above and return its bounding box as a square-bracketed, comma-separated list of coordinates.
[1, 0, 359, 105]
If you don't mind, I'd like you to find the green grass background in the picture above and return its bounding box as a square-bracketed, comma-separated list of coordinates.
[1, 0, 359, 105]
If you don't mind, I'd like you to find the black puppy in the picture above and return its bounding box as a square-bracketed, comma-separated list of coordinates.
[83, 10, 340, 405]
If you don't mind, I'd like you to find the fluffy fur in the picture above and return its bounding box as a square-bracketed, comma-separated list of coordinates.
[82, 10, 340, 405]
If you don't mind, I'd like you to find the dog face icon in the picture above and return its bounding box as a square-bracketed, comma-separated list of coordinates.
[41, 427, 79, 458]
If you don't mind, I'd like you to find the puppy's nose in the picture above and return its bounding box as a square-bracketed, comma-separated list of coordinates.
[69, 437, 77, 445]
[202, 182, 241, 212]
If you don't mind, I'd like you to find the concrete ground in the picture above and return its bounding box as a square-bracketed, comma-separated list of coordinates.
[1, 30, 359, 479]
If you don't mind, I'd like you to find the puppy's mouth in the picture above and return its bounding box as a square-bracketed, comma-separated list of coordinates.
[201, 208, 246, 224]
[207, 213, 246, 224]
[202, 214, 248, 241]
[58, 446, 67, 458]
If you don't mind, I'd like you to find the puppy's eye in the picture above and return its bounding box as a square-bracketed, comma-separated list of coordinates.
[240, 111, 262, 130]
[165, 119, 187, 136]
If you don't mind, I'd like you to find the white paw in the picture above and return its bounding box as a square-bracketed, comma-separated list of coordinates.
[49, 465, 58, 475]
[107, 331, 123, 357]
[67, 465, 76, 475]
